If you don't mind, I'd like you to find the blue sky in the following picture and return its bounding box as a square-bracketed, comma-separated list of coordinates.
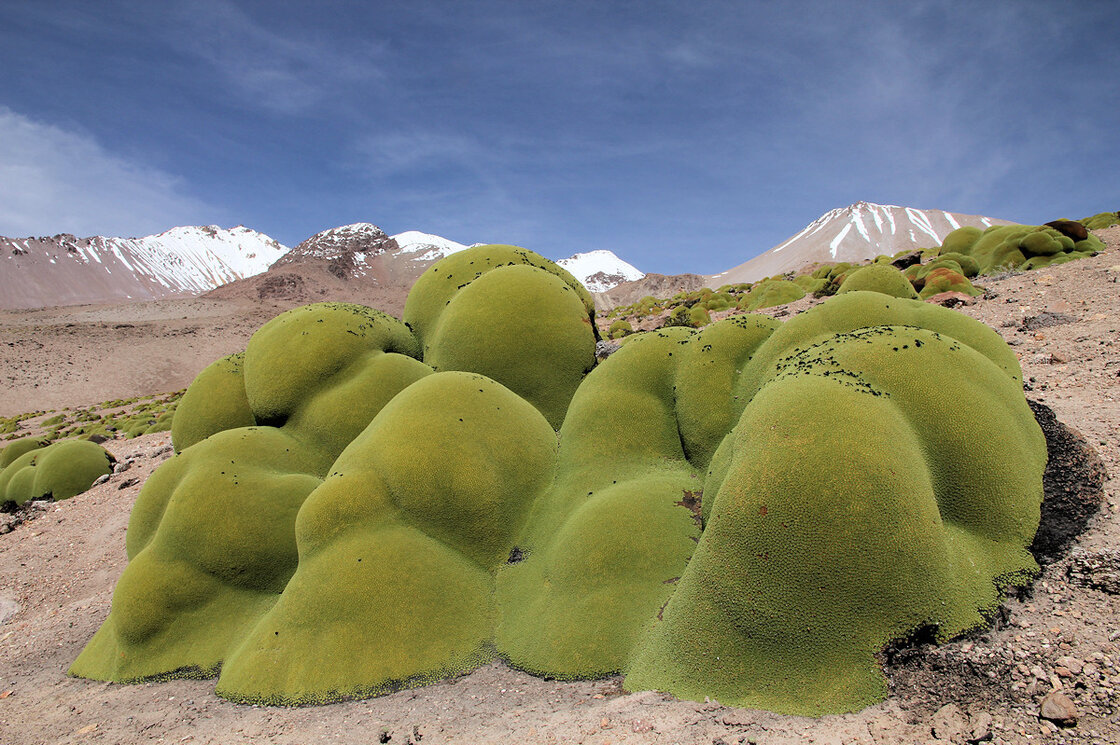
[0, 0, 1116, 275]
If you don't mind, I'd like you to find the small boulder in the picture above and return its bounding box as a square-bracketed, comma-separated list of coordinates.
[967, 711, 993, 743]
[1044, 219, 1089, 242]
[925, 291, 978, 307]
[1039, 691, 1078, 726]
[1068, 547, 1120, 594]
[595, 339, 621, 361]
[931, 702, 968, 741]
[891, 250, 923, 270]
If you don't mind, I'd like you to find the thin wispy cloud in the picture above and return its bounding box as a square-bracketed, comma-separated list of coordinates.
[356, 132, 487, 175]
[165, 0, 388, 114]
[0, 108, 220, 238]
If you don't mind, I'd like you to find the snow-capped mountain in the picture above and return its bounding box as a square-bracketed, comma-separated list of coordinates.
[1, 225, 287, 310]
[710, 202, 1016, 285]
[274, 223, 396, 264]
[391, 230, 471, 261]
[279, 225, 642, 294]
[557, 250, 645, 293]
[266, 224, 476, 288]
[0, 218, 643, 311]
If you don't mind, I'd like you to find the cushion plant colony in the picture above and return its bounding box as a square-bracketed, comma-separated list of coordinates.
[71, 244, 1046, 716]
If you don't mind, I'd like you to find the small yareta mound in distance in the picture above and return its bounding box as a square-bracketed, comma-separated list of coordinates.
[836, 264, 919, 299]
[0, 438, 114, 505]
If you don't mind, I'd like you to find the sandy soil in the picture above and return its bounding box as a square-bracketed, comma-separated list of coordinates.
[1, 228, 1119, 744]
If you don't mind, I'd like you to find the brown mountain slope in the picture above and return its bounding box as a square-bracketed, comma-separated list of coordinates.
[592, 272, 709, 310]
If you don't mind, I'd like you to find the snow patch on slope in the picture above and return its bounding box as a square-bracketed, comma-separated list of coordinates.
[390, 231, 470, 262]
[0, 225, 289, 310]
[557, 250, 644, 293]
[829, 223, 853, 257]
[52, 226, 283, 293]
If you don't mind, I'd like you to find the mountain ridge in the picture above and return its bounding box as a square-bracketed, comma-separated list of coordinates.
[709, 201, 1016, 285]
[0, 225, 287, 311]
[1, 222, 644, 311]
[1, 203, 1016, 312]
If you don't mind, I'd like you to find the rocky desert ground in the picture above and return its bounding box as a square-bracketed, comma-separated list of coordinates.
[1, 228, 1118, 745]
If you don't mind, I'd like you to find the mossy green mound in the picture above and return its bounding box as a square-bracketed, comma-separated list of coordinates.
[836, 264, 919, 299]
[0, 439, 113, 505]
[497, 315, 782, 679]
[216, 372, 556, 703]
[172, 354, 255, 452]
[71, 427, 325, 682]
[608, 319, 633, 339]
[688, 305, 711, 327]
[420, 264, 596, 428]
[937, 224, 1104, 274]
[1, 437, 49, 468]
[917, 267, 983, 300]
[73, 246, 1046, 717]
[737, 279, 806, 311]
[626, 298, 1043, 714]
[404, 245, 597, 428]
[793, 275, 828, 294]
[1081, 211, 1119, 230]
[245, 303, 429, 462]
[934, 252, 980, 278]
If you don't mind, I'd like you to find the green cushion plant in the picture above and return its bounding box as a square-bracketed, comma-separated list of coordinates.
[0, 439, 114, 505]
[72, 243, 1047, 718]
[836, 264, 919, 299]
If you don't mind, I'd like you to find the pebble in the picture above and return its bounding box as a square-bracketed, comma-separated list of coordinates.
[931, 702, 967, 741]
[968, 711, 993, 743]
[0, 598, 19, 624]
[1039, 691, 1078, 726]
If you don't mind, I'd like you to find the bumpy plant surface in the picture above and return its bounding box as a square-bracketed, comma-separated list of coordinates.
[72, 246, 1046, 716]
[937, 223, 1104, 273]
[0, 438, 114, 505]
[1081, 211, 1119, 230]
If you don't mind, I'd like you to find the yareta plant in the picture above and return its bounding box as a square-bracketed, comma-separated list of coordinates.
[937, 223, 1103, 273]
[71, 244, 1046, 716]
[0, 438, 114, 504]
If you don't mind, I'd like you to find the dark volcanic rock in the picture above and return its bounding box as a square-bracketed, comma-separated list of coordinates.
[891, 250, 923, 270]
[1068, 548, 1120, 594]
[1019, 311, 1076, 332]
[1044, 219, 1089, 242]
